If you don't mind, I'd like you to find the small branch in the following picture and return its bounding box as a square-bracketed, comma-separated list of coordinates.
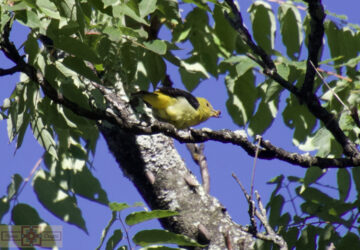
[250, 136, 261, 199]
[316, 67, 352, 83]
[0, 65, 21, 76]
[14, 157, 43, 202]
[232, 173, 288, 249]
[224, 0, 360, 158]
[224, 0, 300, 96]
[310, 61, 350, 112]
[300, 0, 326, 97]
[232, 173, 257, 235]
[186, 143, 210, 193]
[310, 61, 360, 129]
[254, 191, 288, 250]
[284, 182, 299, 216]
[118, 214, 133, 250]
[1, 19, 360, 169]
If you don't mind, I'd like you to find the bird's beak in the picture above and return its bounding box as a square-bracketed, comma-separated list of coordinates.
[212, 109, 221, 118]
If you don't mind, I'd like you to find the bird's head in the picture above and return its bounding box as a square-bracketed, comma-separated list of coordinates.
[197, 97, 221, 120]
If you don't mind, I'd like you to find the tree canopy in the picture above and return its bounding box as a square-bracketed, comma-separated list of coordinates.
[1, 0, 360, 249]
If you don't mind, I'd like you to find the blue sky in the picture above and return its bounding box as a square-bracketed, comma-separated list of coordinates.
[0, 1, 359, 249]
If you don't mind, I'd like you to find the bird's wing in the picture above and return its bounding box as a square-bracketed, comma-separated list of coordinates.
[158, 87, 200, 110]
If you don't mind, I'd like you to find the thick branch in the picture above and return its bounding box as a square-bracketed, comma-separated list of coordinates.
[300, 0, 325, 96]
[100, 126, 255, 249]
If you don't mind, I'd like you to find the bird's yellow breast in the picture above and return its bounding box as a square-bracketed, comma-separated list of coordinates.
[154, 97, 198, 129]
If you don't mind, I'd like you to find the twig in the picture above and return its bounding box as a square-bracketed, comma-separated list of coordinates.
[284, 182, 299, 216]
[310, 61, 360, 129]
[232, 173, 257, 235]
[316, 67, 352, 83]
[119, 214, 133, 250]
[14, 157, 43, 201]
[186, 143, 210, 193]
[232, 173, 288, 249]
[310, 60, 350, 112]
[250, 136, 261, 199]
[255, 191, 288, 250]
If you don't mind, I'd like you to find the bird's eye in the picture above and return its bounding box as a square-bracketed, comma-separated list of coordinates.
[206, 103, 210, 107]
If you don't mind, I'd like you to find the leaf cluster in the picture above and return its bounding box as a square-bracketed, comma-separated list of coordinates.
[1, 0, 360, 248]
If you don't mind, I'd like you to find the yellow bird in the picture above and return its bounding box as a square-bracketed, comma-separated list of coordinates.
[135, 87, 221, 129]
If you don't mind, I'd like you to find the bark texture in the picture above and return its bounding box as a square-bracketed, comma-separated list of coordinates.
[100, 123, 255, 249]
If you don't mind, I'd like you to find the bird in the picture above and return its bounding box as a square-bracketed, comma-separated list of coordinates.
[134, 87, 221, 129]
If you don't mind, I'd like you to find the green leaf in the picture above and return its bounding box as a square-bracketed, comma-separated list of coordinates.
[97, 211, 117, 250]
[37, 0, 60, 19]
[352, 167, 360, 195]
[283, 227, 299, 250]
[11, 203, 43, 225]
[71, 165, 109, 205]
[53, 36, 101, 64]
[278, 3, 303, 59]
[304, 167, 325, 186]
[249, 1, 276, 53]
[16, 10, 40, 28]
[248, 98, 278, 136]
[33, 170, 88, 233]
[103, 0, 118, 8]
[103, 26, 146, 41]
[113, 3, 148, 25]
[179, 60, 209, 92]
[140, 247, 181, 250]
[268, 195, 284, 228]
[298, 186, 355, 223]
[125, 210, 179, 226]
[7, 174, 23, 200]
[105, 229, 123, 250]
[226, 69, 256, 127]
[133, 229, 205, 247]
[31, 114, 58, 159]
[0, 196, 10, 222]
[144, 40, 167, 55]
[287, 176, 301, 182]
[24, 32, 39, 64]
[109, 202, 131, 212]
[139, 0, 157, 17]
[282, 95, 317, 145]
[213, 4, 236, 53]
[296, 225, 317, 250]
[337, 168, 351, 201]
[248, 80, 280, 135]
[143, 51, 166, 86]
[337, 232, 360, 250]
[61, 56, 101, 83]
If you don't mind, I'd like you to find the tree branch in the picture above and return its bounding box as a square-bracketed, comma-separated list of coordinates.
[2, 18, 360, 171]
[186, 143, 210, 193]
[224, 0, 360, 158]
[0, 65, 21, 76]
[300, 0, 325, 97]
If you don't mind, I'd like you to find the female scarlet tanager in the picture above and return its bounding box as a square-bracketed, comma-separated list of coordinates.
[136, 87, 221, 129]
